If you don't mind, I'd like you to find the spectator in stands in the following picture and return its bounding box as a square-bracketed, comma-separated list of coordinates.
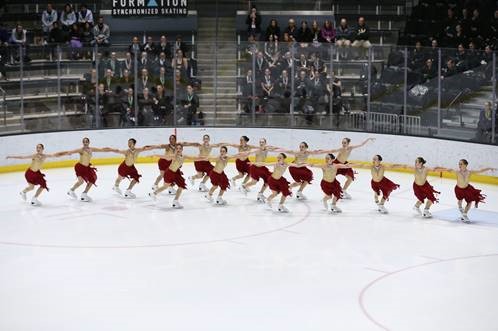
[241, 68, 254, 112]
[153, 84, 173, 125]
[260, 68, 274, 98]
[172, 49, 188, 78]
[309, 68, 325, 112]
[80, 22, 93, 46]
[78, 4, 94, 26]
[489, 10, 498, 43]
[155, 66, 168, 87]
[0, 23, 9, 45]
[335, 18, 352, 59]
[296, 21, 313, 44]
[123, 52, 133, 72]
[174, 35, 188, 55]
[442, 58, 457, 78]
[284, 19, 298, 41]
[450, 24, 467, 49]
[92, 16, 110, 47]
[442, 8, 457, 46]
[180, 84, 199, 125]
[310, 52, 324, 73]
[310, 20, 321, 44]
[10, 24, 29, 63]
[119, 69, 133, 89]
[156, 52, 169, 73]
[475, 101, 494, 142]
[327, 75, 342, 116]
[138, 68, 152, 94]
[48, 21, 66, 45]
[100, 69, 116, 93]
[320, 20, 335, 44]
[420, 58, 436, 82]
[459, 8, 471, 36]
[275, 69, 289, 95]
[297, 53, 309, 73]
[0, 35, 7, 80]
[123, 87, 139, 127]
[129, 36, 141, 56]
[139, 87, 155, 126]
[466, 41, 481, 69]
[454, 43, 467, 71]
[352, 17, 371, 58]
[409, 41, 426, 70]
[105, 52, 122, 77]
[427, 39, 439, 62]
[264, 34, 279, 60]
[42, 3, 58, 36]
[265, 18, 281, 41]
[60, 4, 77, 31]
[143, 36, 157, 58]
[468, 9, 484, 42]
[139, 51, 151, 71]
[246, 6, 261, 39]
[254, 51, 267, 76]
[295, 70, 310, 111]
[481, 45, 494, 65]
[245, 34, 258, 57]
[157, 35, 172, 59]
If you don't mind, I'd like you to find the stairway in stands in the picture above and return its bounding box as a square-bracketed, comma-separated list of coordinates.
[196, 17, 238, 126]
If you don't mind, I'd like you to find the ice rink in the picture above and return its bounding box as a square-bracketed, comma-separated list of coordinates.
[1, 163, 498, 331]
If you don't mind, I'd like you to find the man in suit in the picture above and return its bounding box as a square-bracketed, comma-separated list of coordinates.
[105, 52, 122, 78]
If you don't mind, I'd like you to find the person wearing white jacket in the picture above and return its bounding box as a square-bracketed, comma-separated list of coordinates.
[77, 4, 94, 26]
[60, 4, 77, 31]
[41, 3, 58, 34]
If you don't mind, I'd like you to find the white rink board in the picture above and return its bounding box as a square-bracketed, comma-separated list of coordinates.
[1, 127, 498, 172]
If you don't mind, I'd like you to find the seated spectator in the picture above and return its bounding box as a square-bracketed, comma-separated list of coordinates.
[420, 58, 436, 82]
[468, 9, 483, 41]
[277, 69, 291, 96]
[105, 52, 122, 77]
[60, 4, 77, 31]
[123, 52, 133, 72]
[155, 66, 168, 87]
[459, 8, 471, 36]
[10, 24, 29, 62]
[153, 84, 173, 125]
[245, 34, 258, 56]
[427, 39, 439, 62]
[100, 69, 117, 93]
[297, 53, 310, 73]
[320, 20, 335, 44]
[241, 68, 255, 112]
[466, 41, 481, 69]
[42, 3, 58, 36]
[172, 49, 188, 77]
[0, 23, 9, 44]
[254, 51, 267, 75]
[409, 41, 426, 70]
[442, 58, 457, 78]
[284, 19, 298, 42]
[489, 10, 498, 43]
[246, 6, 261, 38]
[92, 16, 110, 47]
[454, 43, 467, 71]
[139, 87, 155, 126]
[475, 101, 494, 142]
[138, 68, 152, 94]
[450, 24, 467, 49]
[157, 35, 172, 59]
[481, 45, 494, 65]
[80, 22, 93, 46]
[352, 17, 371, 58]
[48, 21, 67, 45]
[296, 21, 313, 44]
[260, 68, 274, 98]
[156, 52, 170, 72]
[78, 4, 94, 26]
[122, 87, 139, 127]
[129, 36, 141, 55]
[143, 36, 157, 58]
[327, 75, 342, 115]
[264, 34, 280, 60]
[174, 35, 188, 54]
[310, 20, 321, 44]
[265, 18, 281, 41]
[309, 52, 324, 73]
[119, 69, 133, 88]
[335, 18, 352, 59]
[139, 51, 151, 71]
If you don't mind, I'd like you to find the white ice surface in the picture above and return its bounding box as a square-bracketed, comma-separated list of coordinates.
[1, 164, 497, 331]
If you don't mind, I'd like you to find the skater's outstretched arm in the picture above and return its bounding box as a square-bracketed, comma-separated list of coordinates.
[6, 154, 34, 160]
[104, 148, 128, 155]
[316, 147, 341, 154]
[349, 137, 375, 149]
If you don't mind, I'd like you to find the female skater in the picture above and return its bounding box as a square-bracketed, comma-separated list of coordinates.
[148, 134, 193, 195]
[410, 157, 441, 218]
[436, 160, 494, 223]
[226, 135, 255, 189]
[205, 146, 247, 205]
[308, 153, 353, 213]
[241, 138, 279, 203]
[58, 137, 112, 202]
[277, 141, 325, 200]
[253, 153, 302, 213]
[325, 137, 375, 199]
[188, 134, 225, 192]
[371, 154, 400, 214]
[6, 144, 65, 206]
[107, 138, 153, 198]
[149, 144, 204, 209]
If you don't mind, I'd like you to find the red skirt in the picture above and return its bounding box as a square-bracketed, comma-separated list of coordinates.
[164, 168, 187, 189]
[289, 166, 313, 183]
[118, 162, 141, 182]
[413, 181, 440, 203]
[333, 159, 355, 180]
[371, 177, 400, 200]
[249, 165, 271, 183]
[25, 169, 48, 190]
[194, 160, 214, 174]
[75, 162, 97, 185]
[209, 170, 230, 190]
[235, 158, 251, 174]
[158, 158, 172, 171]
[267, 176, 292, 196]
[320, 179, 342, 199]
[454, 184, 486, 207]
